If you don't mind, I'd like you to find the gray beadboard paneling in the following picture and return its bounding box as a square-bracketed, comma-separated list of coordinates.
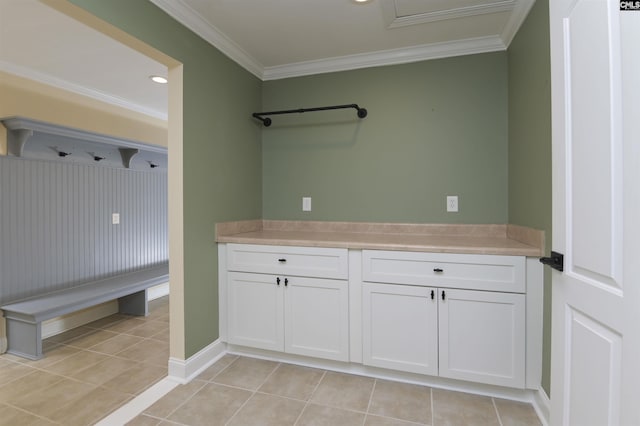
[0, 156, 168, 304]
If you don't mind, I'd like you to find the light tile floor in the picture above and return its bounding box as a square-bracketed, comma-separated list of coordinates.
[1, 297, 543, 426]
[128, 354, 543, 426]
[0, 296, 169, 426]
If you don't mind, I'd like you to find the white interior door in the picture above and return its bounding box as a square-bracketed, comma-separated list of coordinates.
[549, 1, 640, 425]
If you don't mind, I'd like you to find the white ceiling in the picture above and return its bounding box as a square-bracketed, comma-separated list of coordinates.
[152, 0, 535, 80]
[0, 0, 535, 120]
[0, 0, 169, 120]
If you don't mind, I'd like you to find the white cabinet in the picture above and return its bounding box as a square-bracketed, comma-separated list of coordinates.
[284, 275, 349, 360]
[225, 245, 349, 362]
[227, 243, 348, 279]
[438, 288, 525, 388]
[220, 243, 538, 390]
[363, 250, 525, 292]
[227, 272, 283, 352]
[362, 283, 438, 375]
[361, 250, 527, 389]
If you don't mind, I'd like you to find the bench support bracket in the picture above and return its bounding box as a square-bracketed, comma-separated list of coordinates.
[118, 290, 148, 316]
[4, 315, 43, 360]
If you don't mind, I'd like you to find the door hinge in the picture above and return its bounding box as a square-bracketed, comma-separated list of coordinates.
[539, 251, 564, 272]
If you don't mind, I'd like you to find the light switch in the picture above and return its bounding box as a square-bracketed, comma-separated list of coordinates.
[112, 213, 120, 225]
[302, 197, 312, 212]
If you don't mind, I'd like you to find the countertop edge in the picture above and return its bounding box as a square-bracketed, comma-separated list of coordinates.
[216, 225, 544, 257]
[217, 239, 541, 257]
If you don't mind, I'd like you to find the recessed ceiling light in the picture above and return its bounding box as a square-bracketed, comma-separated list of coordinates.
[353, 0, 373, 3]
[150, 75, 168, 84]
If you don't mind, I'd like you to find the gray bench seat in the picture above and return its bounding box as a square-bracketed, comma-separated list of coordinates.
[1, 263, 168, 360]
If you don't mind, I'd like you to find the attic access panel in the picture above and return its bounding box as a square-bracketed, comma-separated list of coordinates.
[383, 0, 516, 28]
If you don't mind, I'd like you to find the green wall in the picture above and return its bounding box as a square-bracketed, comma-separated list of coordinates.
[69, 0, 263, 357]
[507, 0, 552, 395]
[262, 53, 509, 224]
[67, 0, 552, 392]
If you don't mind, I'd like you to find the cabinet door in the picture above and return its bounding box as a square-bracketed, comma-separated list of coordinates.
[362, 283, 438, 375]
[438, 289, 525, 388]
[227, 272, 284, 352]
[284, 276, 349, 362]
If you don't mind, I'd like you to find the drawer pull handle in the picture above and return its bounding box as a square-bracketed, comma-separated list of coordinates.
[431, 290, 435, 300]
[284, 278, 288, 287]
[276, 277, 281, 286]
[433, 268, 443, 273]
[278, 258, 287, 263]
[441, 290, 446, 301]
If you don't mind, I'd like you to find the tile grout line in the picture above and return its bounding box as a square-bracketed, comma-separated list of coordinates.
[223, 360, 282, 426]
[293, 369, 327, 426]
[0, 305, 171, 425]
[363, 378, 378, 426]
[147, 379, 208, 424]
[150, 355, 241, 423]
[431, 387, 435, 426]
[39, 325, 168, 417]
[492, 397, 505, 426]
[2, 399, 64, 425]
[5, 373, 104, 424]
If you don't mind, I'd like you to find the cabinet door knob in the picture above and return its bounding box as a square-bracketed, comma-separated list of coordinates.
[276, 277, 280, 286]
[278, 258, 287, 263]
[433, 268, 443, 273]
[431, 290, 435, 300]
[441, 290, 446, 301]
[284, 278, 288, 287]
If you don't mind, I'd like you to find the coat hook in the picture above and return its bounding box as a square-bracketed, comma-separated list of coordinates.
[94, 155, 105, 162]
[58, 151, 71, 157]
[149, 162, 158, 169]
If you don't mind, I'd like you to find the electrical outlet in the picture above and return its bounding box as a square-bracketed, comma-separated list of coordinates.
[302, 197, 312, 212]
[112, 213, 120, 225]
[446, 196, 458, 212]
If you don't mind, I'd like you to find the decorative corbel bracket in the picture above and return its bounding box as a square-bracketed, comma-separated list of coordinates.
[1, 117, 166, 168]
[119, 148, 139, 169]
[7, 128, 34, 157]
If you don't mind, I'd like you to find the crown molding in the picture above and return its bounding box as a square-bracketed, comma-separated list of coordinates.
[500, 0, 536, 47]
[149, 0, 528, 82]
[0, 61, 167, 121]
[149, 0, 263, 79]
[382, 0, 516, 29]
[262, 36, 507, 81]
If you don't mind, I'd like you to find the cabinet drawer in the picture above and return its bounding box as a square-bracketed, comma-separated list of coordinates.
[362, 250, 525, 293]
[227, 244, 348, 279]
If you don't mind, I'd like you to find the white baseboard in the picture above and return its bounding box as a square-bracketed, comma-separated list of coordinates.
[98, 339, 226, 423]
[532, 386, 551, 426]
[95, 377, 179, 426]
[42, 301, 119, 339]
[148, 282, 170, 301]
[168, 339, 226, 384]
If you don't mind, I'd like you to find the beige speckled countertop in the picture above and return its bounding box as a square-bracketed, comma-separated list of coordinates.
[216, 220, 544, 257]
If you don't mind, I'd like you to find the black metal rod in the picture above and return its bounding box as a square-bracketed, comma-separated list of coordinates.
[252, 103, 367, 127]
